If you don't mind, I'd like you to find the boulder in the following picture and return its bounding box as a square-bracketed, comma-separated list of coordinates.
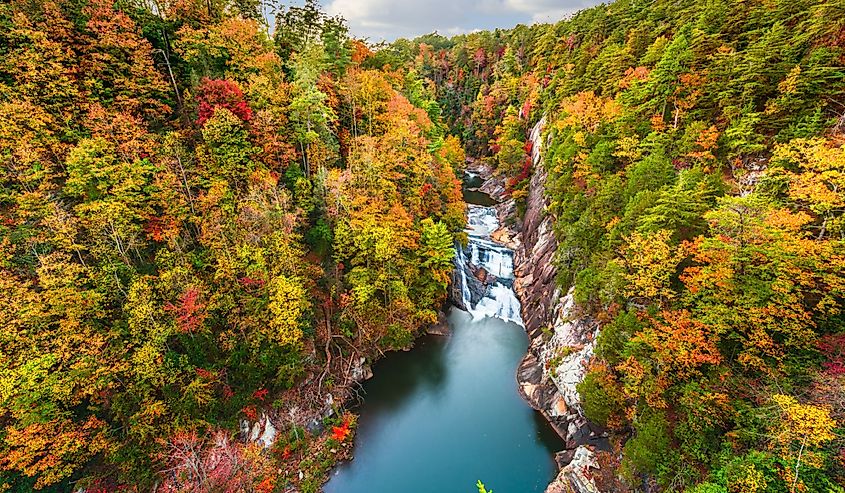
[242, 413, 277, 449]
[306, 417, 324, 435]
[350, 357, 373, 382]
[544, 446, 602, 493]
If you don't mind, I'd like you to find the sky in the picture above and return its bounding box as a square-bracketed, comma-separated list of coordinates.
[319, 0, 606, 42]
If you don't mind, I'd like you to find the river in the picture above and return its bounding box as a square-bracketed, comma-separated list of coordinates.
[323, 190, 564, 493]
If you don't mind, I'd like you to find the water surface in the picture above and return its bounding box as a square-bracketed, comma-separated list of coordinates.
[324, 311, 562, 493]
[463, 171, 497, 207]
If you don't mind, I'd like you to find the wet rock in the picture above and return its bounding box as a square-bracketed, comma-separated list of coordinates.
[466, 159, 495, 180]
[464, 266, 489, 307]
[427, 311, 451, 336]
[516, 352, 546, 410]
[555, 450, 576, 469]
[449, 266, 468, 310]
[450, 248, 489, 310]
[466, 158, 509, 202]
[479, 177, 507, 202]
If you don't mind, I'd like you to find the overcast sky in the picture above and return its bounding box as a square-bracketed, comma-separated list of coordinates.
[317, 0, 605, 42]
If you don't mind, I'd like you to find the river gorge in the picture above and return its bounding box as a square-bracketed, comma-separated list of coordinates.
[323, 174, 566, 492]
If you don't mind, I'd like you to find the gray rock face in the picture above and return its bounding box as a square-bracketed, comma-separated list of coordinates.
[513, 118, 560, 340]
[509, 119, 607, 493]
[479, 176, 507, 203]
[241, 412, 277, 449]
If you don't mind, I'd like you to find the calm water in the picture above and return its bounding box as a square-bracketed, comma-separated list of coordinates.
[323, 309, 563, 493]
[463, 172, 497, 207]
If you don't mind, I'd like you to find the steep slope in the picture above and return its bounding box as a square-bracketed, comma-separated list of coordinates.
[388, 0, 845, 491]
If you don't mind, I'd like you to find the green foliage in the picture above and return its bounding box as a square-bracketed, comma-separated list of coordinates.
[622, 412, 675, 482]
[476, 479, 493, 493]
[0, 0, 468, 489]
[595, 310, 642, 365]
[684, 483, 727, 493]
[385, 1, 845, 490]
[577, 368, 626, 428]
[201, 107, 258, 185]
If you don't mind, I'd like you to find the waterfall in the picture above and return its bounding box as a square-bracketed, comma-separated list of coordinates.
[457, 245, 472, 304]
[455, 204, 524, 326]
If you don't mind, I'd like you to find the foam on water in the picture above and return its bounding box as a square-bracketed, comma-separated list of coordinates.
[466, 205, 500, 238]
[470, 283, 523, 326]
[467, 239, 514, 279]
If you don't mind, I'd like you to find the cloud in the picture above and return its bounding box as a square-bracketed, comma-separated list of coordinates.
[500, 0, 602, 23]
[326, 0, 470, 40]
[322, 0, 603, 41]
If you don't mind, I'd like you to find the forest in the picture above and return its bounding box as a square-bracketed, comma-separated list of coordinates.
[386, 0, 845, 492]
[0, 0, 464, 490]
[0, 0, 843, 491]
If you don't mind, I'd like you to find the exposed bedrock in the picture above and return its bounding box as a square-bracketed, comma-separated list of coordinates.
[509, 118, 608, 493]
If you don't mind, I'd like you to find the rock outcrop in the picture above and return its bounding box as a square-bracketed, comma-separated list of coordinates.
[241, 412, 277, 449]
[546, 446, 602, 493]
[427, 310, 451, 336]
[450, 251, 490, 310]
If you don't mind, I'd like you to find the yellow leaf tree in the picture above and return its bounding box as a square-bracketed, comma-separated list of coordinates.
[770, 394, 838, 492]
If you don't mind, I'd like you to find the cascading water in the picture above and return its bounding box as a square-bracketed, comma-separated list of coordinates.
[456, 204, 524, 326]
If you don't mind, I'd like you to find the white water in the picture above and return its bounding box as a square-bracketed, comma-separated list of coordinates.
[466, 205, 500, 237]
[467, 238, 514, 279]
[471, 283, 523, 326]
[457, 245, 473, 304]
[458, 205, 524, 326]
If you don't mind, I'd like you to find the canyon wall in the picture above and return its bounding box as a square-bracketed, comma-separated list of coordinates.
[509, 120, 607, 493]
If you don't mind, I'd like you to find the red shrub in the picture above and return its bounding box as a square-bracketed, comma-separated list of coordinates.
[252, 388, 269, 401]
[331, 417, 352, 442]
[819, 334, 845, 375]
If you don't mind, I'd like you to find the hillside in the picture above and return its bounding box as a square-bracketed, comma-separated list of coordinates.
[389, 1, 845, 491]
[1, 0, 844, 492]
[0, 0, 464, 490]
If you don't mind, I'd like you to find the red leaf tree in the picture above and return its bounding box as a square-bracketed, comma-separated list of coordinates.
[165, 287, 207, 334]
[196, 78, 252, 126]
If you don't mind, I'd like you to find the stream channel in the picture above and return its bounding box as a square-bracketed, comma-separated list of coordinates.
[323, 176, 564, 493]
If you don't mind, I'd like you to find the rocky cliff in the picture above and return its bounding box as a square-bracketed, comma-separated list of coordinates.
[505, 119, 607, 493]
